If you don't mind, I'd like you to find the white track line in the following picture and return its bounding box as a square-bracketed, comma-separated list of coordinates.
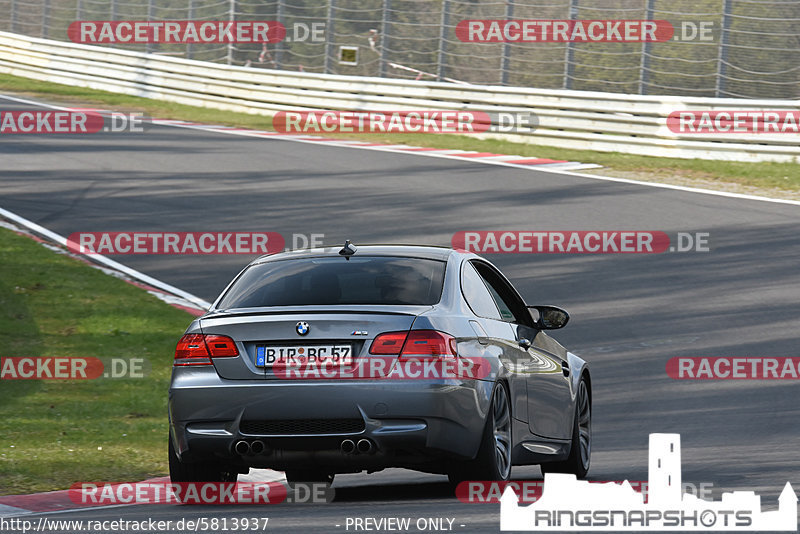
[0, 206, 212, 311]
[1, 503, 138, 519]
[544, 167, 800, 206]
[1, 93, 798, 206]
[0, 504, 30, 517]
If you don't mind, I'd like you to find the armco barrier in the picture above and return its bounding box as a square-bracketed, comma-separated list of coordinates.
[1, 31, 798, 163]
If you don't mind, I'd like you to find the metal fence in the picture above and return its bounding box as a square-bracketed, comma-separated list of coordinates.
[1, 0, 798, 99]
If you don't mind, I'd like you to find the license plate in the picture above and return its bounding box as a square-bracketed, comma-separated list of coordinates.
[255, 345, 353, 367]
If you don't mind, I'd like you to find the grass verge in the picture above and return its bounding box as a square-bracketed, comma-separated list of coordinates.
[0, 227, 191, 495]
[0, 72, 798, 199]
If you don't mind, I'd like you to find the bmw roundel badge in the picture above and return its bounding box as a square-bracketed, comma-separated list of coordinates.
[296, 321, 310, 336]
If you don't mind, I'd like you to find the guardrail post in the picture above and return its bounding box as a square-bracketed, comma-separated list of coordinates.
[378, 0, 390, 77]
[562, 0, 579, 89]
[500, 0, 514, 85]
[187, 0, 195, 60]
[715, 0, 732, 97]
[324, 0, 336, 74]
[275, 0, 284, 69]
[437, 0, 450, 81]
[227, 0, 236, 65]
[638, 0, 655, 94]
[10, 0, 17, 33]
[146, 0, 154, 54]
[41, 0, 51, 38]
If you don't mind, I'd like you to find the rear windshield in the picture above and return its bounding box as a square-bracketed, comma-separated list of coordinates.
[216, 256, 446, 308]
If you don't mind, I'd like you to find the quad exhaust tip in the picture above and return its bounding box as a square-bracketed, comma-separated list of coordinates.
[341, 438, 374, 454]
[235, 440, 268, 456]
[234, 440, 251, 455]
[250, 440, 266, 455]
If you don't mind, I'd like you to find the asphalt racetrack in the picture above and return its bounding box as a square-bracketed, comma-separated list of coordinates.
[1, 95, 798, 533]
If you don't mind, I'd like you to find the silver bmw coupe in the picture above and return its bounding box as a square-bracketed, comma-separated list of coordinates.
[168, 244, 591, 485]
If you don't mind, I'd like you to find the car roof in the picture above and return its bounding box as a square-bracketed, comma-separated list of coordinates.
[251, 244, 458, 265]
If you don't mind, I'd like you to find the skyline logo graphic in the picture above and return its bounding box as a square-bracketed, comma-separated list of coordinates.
[500, 434, 797, 531]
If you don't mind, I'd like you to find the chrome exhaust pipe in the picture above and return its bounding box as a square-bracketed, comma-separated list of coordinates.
[234, 440, 251, 455]
[340, 439, 356, 454]
[356, 439, 373, 454]
[250, 440, 266, 455]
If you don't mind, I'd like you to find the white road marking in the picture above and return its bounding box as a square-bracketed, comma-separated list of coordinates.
[1, 92, 797, 207]
[0, 209, 211, 311]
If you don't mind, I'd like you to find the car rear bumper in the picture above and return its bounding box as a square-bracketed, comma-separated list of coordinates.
[168, 367, 493, 472]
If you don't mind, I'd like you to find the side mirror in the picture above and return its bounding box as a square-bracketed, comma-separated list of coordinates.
[527, 305, 570, 330]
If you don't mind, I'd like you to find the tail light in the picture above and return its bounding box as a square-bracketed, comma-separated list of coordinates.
[369, 330, 457, 358]
[368, 331, 408, 355]
[174, 334, 239, 366]
[204, 335, 239, 357]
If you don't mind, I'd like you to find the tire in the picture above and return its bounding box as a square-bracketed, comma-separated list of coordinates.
[540, 377, 591, 479]
[449, 382, 512, 484]
[168, 436, 238, 483]
[284, 470, 335, 486]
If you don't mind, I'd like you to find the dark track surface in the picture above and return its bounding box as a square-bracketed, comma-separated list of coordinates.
[2, 95, 799, 532]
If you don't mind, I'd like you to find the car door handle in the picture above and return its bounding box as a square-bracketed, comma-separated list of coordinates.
[518, 338, 531, 350]
[561, 360, 570, 377]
